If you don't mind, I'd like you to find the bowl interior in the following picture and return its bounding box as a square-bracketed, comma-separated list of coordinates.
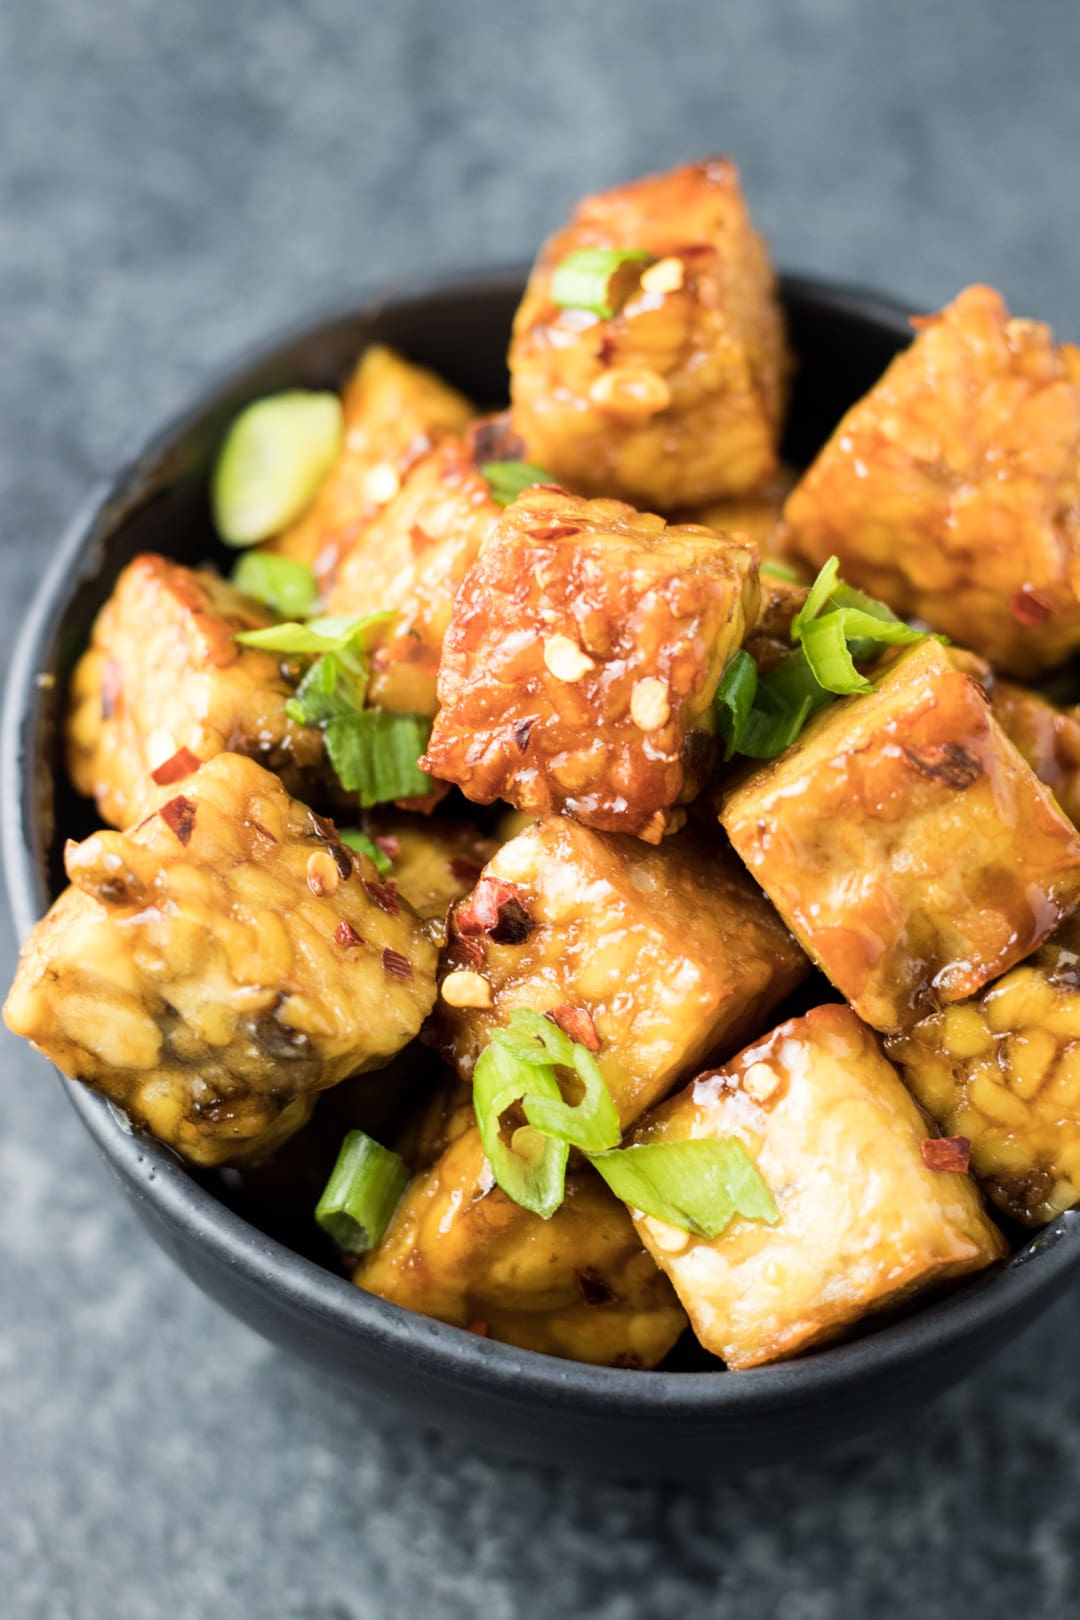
[8, 270, 1080, 1415]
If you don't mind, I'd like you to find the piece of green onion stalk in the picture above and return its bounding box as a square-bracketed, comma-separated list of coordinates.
[481, 461, 555, 507]
[212, 391, 343, 547]
[589, 1139, 779, 1239]
[338, 828, 393, 875]
[550, 247, 654, 319]
[231, 551, 319, 619]
[315, 1130, 409, 1252]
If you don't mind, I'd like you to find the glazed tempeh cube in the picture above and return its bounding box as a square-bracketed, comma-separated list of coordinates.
[888, 918, 1080, 1225]
[66, 553, 331, 829]
[3, 755, 437, 1167]
[357, 1088, 687, 1366]
[782, 285, 1080, 677]
[268, 344, 474, 575]
[323, 429, 503, 716]
[721, 640, 1080, 1032]
[433, 815, 808, 1129]
[628, 1004, 1006, 1369]
[988, 680, 1080, 828]
[421, 488, 758, 841]
[510, 158, 788, 508]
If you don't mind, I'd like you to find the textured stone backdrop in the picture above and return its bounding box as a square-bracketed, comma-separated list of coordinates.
[4, 2, 1080, 1616]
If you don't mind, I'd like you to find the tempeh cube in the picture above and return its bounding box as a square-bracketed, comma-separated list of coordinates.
[888, 917, 1080, 1225]
[628, 1004, 1006, 1369]
[323, 429, 503, 715]
[421, 487, 758, 842]
[267, 344, 474, 575]
[433, 815, 807, 1129]
[783, 285, 1080, 677]
[356, 1086, 687, 1366]
[4, 755, 438, 1166]
[510, 158, 788, 508]
[721, 640, 1080, 1032]
[66, 553, 332, 829]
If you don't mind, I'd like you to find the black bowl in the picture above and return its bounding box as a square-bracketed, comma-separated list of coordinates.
[7, 270, 1080, 1478]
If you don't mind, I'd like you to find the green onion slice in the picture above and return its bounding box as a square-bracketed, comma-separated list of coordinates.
[338, 828, 393, 874]
[235, 610, 391, 662]
[481, 461, 555, 507]
[790, 555, 841, 640]
[315, 1129, 409, 1252]
[473, 1039, 569, 1219]
[551, 247, 654, 319]
[232, 551, 319, 619]
[714, 650, 759, 762]
[588, 1138, 779, 1239]
[213, 391, 343, 547]
[759, 560, 801, 582]
[284, 653, 368, 726]
[324, 710, 432, 806]
[492, 1009, 620, 1155]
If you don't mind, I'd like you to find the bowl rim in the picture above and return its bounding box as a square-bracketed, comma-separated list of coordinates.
[7, 266, 1080, 1418]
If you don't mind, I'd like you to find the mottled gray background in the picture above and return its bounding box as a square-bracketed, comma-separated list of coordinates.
[5, 1, 1080, 1616]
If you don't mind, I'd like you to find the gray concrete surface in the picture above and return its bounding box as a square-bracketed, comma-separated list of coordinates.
[4, 2, 1080, 1615]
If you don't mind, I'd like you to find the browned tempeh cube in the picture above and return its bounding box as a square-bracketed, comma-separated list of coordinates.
[432, 815, 807, 1130]
[66, 553, 332, 829]
[783, 285, 1080, 677]
[4, 755, 438, 1166]
[628, 1004, 1006, 1369]
[721, 640, 1080, 1032]
[421, 487, 758, 842]
[510, 158, 788, 508]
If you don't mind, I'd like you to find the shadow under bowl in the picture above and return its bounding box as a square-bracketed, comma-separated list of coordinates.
[6, 268, 1078, 1478]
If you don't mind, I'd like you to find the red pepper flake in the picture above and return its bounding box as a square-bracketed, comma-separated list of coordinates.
[364, 878, 400, 916]
[576, 1267, 615, 1306]
[549, 1004, 601, 1053]
[448, 914, 486, 967]
[449, 857, 484, 886]
[1010, 588, 1055, 627]
[465, 1320, 489, 1337]
[512, 716, 536, 753]
[455, 876, 534, 944]
[334, 919, 362, 949]
[525, 524, 581, 541]
[921, 1136, 971, 1173]
[409, 523, 433, 553]
[532, 483, 569, 495]
[374, 835, 400, 860]
[160, 795, 197, 845]
[382, 947, 413, 981]
[151, 746, 201, 786]
[248, 818, 278, 844]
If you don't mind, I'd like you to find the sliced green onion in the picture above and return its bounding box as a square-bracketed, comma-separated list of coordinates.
[473, 1039, 569, 1219]
[760, 560, 801, 582]
[231, 551, 320, 619]
[315, 1129, 409, 1252]
[284, 653, 367, 726]
[799, 613, 876, 696]
[737, 691, 816, 758]
[213, 391, 343, 547]
[338, 828, 393, 874]
[588, 1138, 778, 1239]
[324, 710, 432, 806]
[235, 610, 392, 662]
[481, 461, 555, 507]
[714, 650, 759, 762]
[801, 604, 930, 696]
[790, 555, 841, 640]
[493, 1009, 620, 1155]
[551, 247, 654, 319]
